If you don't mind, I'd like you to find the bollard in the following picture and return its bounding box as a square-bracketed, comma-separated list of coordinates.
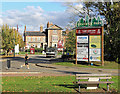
[7, 59, 11, 69]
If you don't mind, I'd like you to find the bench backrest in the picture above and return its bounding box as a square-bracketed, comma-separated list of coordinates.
[76, 74, 112, 76]
[76, 74, 112, 80]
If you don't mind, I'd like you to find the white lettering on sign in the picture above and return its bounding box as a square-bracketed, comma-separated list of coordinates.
[77, 36, 88, 61]
[77, 28, 101, 35]
[97, 29, 100, 34]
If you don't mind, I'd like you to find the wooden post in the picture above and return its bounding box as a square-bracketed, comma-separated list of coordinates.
[76, 30, 77, 65]
[101, 26, 104, 66]
[88, 35, 90, 65]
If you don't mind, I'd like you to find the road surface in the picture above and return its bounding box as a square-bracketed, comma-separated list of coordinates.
[1, 55, 119, 76]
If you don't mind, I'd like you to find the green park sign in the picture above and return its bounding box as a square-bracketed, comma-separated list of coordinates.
[76, 15, 103, 27]
[76, 15, 104, 66]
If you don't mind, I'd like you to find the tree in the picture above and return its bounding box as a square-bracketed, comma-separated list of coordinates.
[1, 24, 24, 54]
[2, 24, 14, 51]
[93, 2, 120, 62]
[65, 30, 76, 54]
[65, 2, 120, 62]
[64, 2, 97, 28]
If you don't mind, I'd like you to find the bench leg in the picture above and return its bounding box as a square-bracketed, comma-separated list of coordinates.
[107, 83, 109, 91]
[79, 84, 80, 92]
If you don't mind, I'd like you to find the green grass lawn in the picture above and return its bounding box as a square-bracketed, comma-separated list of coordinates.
[2, 76, 119, 93]
[18, 52, 42, 55]
[53, 61, 119, 69]
[57, 52, 63, 55]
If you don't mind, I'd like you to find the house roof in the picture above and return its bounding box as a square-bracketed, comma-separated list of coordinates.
[25, 31, 45, 36]
[46, 24, 63, 30]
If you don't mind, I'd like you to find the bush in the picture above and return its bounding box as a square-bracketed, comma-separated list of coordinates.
[62, 54, 75, 60]
[27, 49, 30, 52]
[27, 48, 43, 53]
[35, 48, 43, 53]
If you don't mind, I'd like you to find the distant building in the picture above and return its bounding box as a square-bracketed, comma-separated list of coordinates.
[45, 22, 63, 48]
[24, 25, 47, 49]
[24, 22, 64, 50]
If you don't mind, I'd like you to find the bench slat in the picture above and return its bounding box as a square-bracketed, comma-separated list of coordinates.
[76, 81, 114, 84]
[76, 74, 112, 76]
[76, 77, 112, 80]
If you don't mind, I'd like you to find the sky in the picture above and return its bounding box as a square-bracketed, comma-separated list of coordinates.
[1, 1, 76, 35]
[1, 1, 108, 35]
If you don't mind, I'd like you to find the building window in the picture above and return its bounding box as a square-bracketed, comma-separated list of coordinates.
[35, 38, 37, 41]
[42, 37, 45, 42]
[52, 35, 58, 42]
[53, 30, 57, 34]
[38, 37, 41, 41]
[33, 37, 35, 41]
[27, 37, 31, 41]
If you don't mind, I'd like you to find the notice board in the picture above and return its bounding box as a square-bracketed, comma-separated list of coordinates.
[77, 36, 88, 61]
[76, 27, 103, 63]
[76, 15, 104, 65]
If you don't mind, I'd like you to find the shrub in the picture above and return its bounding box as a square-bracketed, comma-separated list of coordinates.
[27, 49, 30, 52]
[62, 54, 75, 60]
[27, 48, 43, 53]
[35, 48, 43, 53]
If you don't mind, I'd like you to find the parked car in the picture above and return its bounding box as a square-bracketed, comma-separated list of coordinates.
[46, 47, 57, 57]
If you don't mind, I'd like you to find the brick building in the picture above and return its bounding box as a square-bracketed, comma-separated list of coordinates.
[45, 22, 63, 48]
[24, 22, 64, 50]
[24, 25, 47, 49]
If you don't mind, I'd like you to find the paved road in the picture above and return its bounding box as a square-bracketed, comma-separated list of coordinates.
[1, 55, 119, 76]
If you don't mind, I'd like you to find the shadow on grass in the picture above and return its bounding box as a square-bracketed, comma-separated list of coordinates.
[55, 84, 118, 93]
[54, 84, 87, 93]
[64, 60, 102, 67]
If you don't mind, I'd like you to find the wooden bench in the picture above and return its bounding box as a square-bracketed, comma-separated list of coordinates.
[73, 74, 114, 92]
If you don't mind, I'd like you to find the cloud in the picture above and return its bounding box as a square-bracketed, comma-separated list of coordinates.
[66, 3, 83, 14]
[2, 5, 71, 34]
[46, 11, 71, 28]
[24, 6, 44, 13]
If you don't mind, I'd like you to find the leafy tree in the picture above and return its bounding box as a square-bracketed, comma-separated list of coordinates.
[64, 2, 96, 28]
[93, 2, 120, 62]
[1, 24, 24, 54]
[65, 30, 76, 54]
[65, 2, 120, 62]
[2, 24, 14, 51]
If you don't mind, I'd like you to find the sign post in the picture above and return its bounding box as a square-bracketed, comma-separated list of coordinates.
[101, 26, 104, 66]
[76, 35, 77, 65]
[76, 15, 104, 66]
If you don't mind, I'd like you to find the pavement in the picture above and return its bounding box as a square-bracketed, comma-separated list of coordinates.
[0, 55, 119, 76]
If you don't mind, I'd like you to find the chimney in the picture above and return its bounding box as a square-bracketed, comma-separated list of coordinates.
[47, 22, 53, 28]
[47, 22, 49, 28]
[40, 25, 43, 32]
[50, 22, 53, 27]
[24, 25, 26, 32]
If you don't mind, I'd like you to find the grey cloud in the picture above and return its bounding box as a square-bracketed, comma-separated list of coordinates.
[2, 5, 72, 33]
